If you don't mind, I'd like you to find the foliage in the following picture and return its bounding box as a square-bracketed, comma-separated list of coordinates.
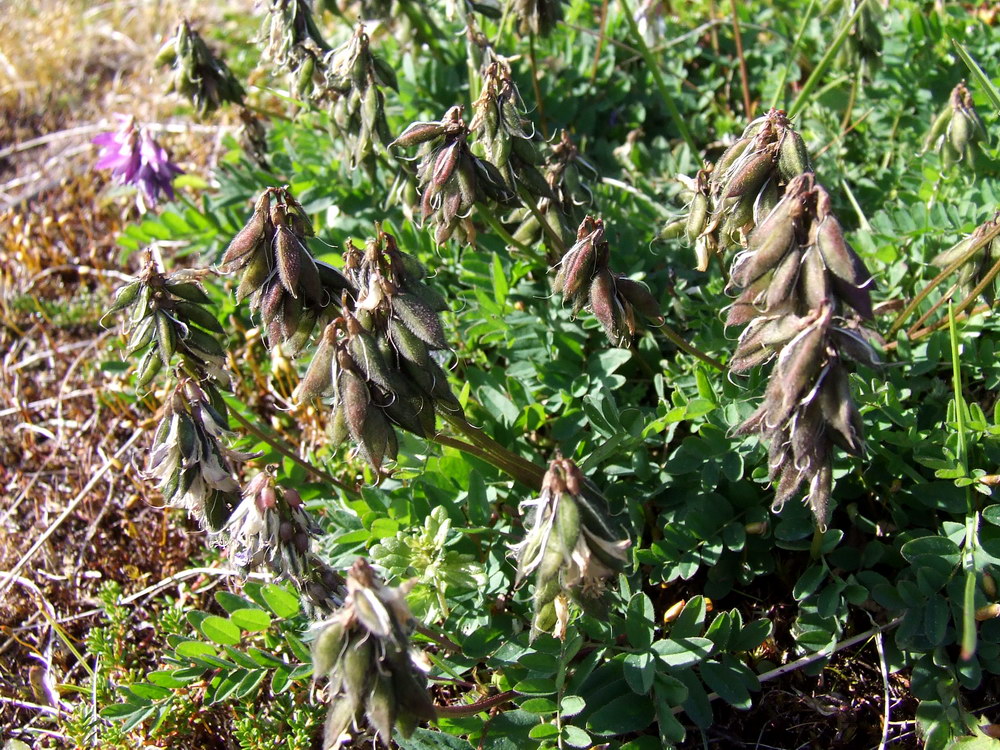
[66, 1, 1000, 748]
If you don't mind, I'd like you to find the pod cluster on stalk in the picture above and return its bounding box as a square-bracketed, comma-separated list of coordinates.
[318, 26, 396, 171]
[102, 263, 231, 389]
[262, 0, 332, 86]
[836, 0, 883, 77]
[726, 172, 879, 527]
[508, 130, 597, 249]
[512, 457, 630, 639]
[221, 186, 352, 352]
[932, 211, 1000, 306]
[676, 108, 811, 272]
[923, 81, 991, 170]
[511, 0, 565, 36]
[155, 20, 245, 116]
[391, 105, 515, 244]
[311, 558, 436, 747]
[224, 472, 321, 580]
[553, 216, 664, 346]
[147, 378, 256, 531]
[294, 228, 461, 474]
[469, 58, 550, 202]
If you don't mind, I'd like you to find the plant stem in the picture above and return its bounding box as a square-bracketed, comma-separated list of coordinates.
[654, 325, 726, 371]
[442, 412, 546, 489]
[477, 203, 544, 261]
[787, 0, 869, 119]
[886, 223, 1000, 339]
[619, 0, 698, 154]
[769, 0, 818, 110]
[227, 407, 360, 499]
[528, 32, 549, 139]
[435, 690, 515, 717]
[517, 185, 566, 258]
[729, 0, 753, 119]
[432, 433, 540, 489]
[906, 282, 957, 337]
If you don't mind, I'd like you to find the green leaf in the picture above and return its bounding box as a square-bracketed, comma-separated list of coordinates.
[197, 615, 241, 646]
[562, 725, 591, 748]
[214, 591, 260, 613]
[260, 583, 300, 619]
[623, 651, 655, 695]
[587, 693, 655, 736]
[651, 637, 714, 668]
[229, 608, 272, 632]
[626, 592, 655, 650]
[560, 695, 586, 717]
[528, 722, 559, 740]
[700, 659, 752, 710]
[519, 697, 557, 714]
[513, 677, 557, 696]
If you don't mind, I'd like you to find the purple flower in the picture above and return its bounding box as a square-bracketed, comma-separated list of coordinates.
[92, 116, 183, 206]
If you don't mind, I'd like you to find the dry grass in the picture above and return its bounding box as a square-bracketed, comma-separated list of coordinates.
[0, 1, 252, 744]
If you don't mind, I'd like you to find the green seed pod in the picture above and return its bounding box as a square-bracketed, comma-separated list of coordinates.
[367, 672, 398, 743]
[155, 312, 177, 366]
[685, 192, 709, 244]
[323, 695, 358, 750]
[777, 131, 810, 182]
[392, 293, 448, 349]
[127, 314, 157, 355]
[102, 280, 142, 322]
[164, 281, 212, 304]
[235, 249, 272, 304]
[176, 301, 224, 335]
[329, 404, 349, 447]
[391, 121, 446, 149]
[388, 318, 430, 367]
[312, 618, 347, 678]
[135, 346, 164, 390]
[923, 105, 952, 152]
[341, 635, 374, 712]
[713, 137, 751, 180]
[763, 247, 802, 312]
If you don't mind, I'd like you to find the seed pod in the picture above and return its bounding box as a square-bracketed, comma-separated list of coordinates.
[713, 138, 751, 181]
[222, 194, 269, 270]
[127, 314, 157, 355]
[164, 281, 212, 304]
[388, 317, 430, 367]
[819, 363, 864, 455]
[686, 193, 709, 244]
[391, 121, 446, 149]
[312, 619, 347, 677]
[799, 248, 830, 311]
[367, 672, 398, 743]
[176, 301, 224, 334]
[614, 276, 663, 324]
[777, 131, 810, 181]
[339, 365, 371, 442]
[235, 249, 272, 304]
[155, 312, 177, 366]
[764, 247, 802, 311]
[275, 226, 302, 297]
[590, 269, 628, 345]
[135, 347, 164, 389]
[733, 223, 795, 288]
[295, 326, 337, 402]
[392, 293, 448, 349]
[102, 280, 142, 321]
[723, 148, 774, 199]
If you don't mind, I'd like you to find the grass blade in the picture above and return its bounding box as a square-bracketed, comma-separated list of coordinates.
[952, 39, 1000, 114]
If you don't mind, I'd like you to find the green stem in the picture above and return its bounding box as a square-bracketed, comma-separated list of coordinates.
[435, 690, 515, 717]
[769, 0, 818, 110]
[619, 0, 698, 154]
[887, 224, 1000, 339]
[442, 412, 546, 490]
[477, 203, 544, 261]
[432, 433, 541, 490]
[787, 0, 869, 119]
[227, 406, 360, 499]
[516, 185, 567, 258]
[654, 325, 726, 372]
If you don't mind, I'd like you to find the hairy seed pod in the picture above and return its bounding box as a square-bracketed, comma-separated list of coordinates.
[155, 312, 177, 366]
[392, 293, 448, 349]
[723, 149, 774, 199]
[777, 131, 810, 181]
[165, 281, 212, 304]
[590, 269, 628, 345]
[275, 226, 302, 297]
[764, 247, 802, 311]
[312, 619, 346, 678]
[686, 193, 709, 244]
[614, 277, 663, 324]
[235, 249, 271, 305]
[295, 327, 337, 402]
[222, 194, 269, 270]
[391, 121, 446, 149]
